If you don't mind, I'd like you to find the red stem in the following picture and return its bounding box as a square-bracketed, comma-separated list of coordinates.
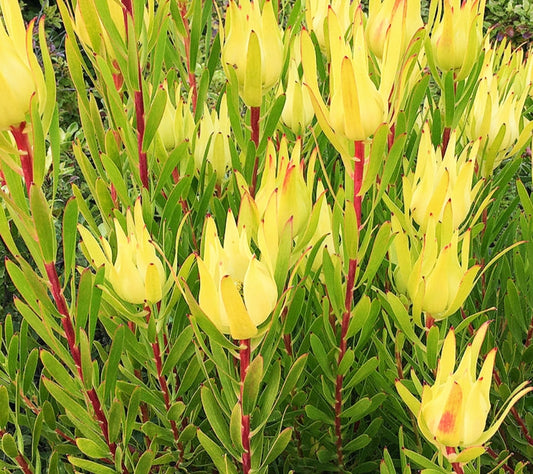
[442, 127, 451, 155]
[135, 88, 149, 190]
[334, 258, 358, 468]
[179, 1, 197, 112]
[15, 455, 33, 474]
[353, 141, 365, 229]
[240, 339, 251, 474]
[10, 123, 33, 195]
[44, 262, 121, 465]
[249, 106, 261, 197]
[446, 446, 464, 474]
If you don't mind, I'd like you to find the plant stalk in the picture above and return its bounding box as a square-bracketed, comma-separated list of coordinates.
[334, 258, 357, 468]
[240, 339, 251, 474]
[10, 123, 33, 195]
[353, 140, 365, 229]
[446, 446, 464, 474]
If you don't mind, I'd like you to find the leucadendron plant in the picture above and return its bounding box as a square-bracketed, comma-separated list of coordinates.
[0, 0, 531, 472]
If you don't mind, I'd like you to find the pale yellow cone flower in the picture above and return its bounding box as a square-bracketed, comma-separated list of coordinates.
[396, 323, 532, 463]
[465, 40, 533, 176]
[78, 199, 166, 305]
[255, 138, 312, 240]
[0, 0, 42, 130]
[428, 0, 486, 80]
[327, 7, 387, 142]
[305, 0, 353, 53]
[366, 0, 423, 60]
[404, 123, 483, 230]
[158, 84, 195, 152]
[390, 215, 480, 321]
[281, 57, 315, 135]
[194, 95, 232, 183]
[221, 0, 283, 107]
[197, 211, 278, 340]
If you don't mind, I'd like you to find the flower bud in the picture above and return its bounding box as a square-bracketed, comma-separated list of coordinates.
[429, 0, 484, 79]
[397, 323, 532, 462]
[221, 0, 283, 107]
[281, 59, 314, 135]
[78, 199, 166, 305]
[194, 95, 232, 183]
[197, 211, 277, 340]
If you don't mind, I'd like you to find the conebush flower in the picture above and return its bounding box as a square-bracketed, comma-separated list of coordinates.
[220, 0, 283, 107]
[396, 322, 532, 464]
[196, 211, 278, 340]
[78, 199, 166, 305]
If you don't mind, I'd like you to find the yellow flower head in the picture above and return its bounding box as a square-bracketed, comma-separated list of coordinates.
[390, 215, 480, 322]
[404, 123, 483, 230]
[221, 0, 283, 107]
[197, 211, 278, 340]
[428, 0, 485, 80]
[78, 199, 166, 305]
[397, 323, 532, 463]
[305, 0, 353, 53]
[0, 0, 42, 130]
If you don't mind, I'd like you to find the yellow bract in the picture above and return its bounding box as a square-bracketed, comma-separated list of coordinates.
[194, 95, 232, 183]
[305, 0, 353, 53]
[78, 199, 166, 305]
[404, 124, 482, 230]
[197, 212, 278, 340]
[221, 0, 283, 107]
[428, 0, 485, 79]
[396, 323, 532, 462]
[0, 0, 41, 130]
[158, 84, 195, 152]
[390, 215, 480, 322]
[281, 56, 314, 135]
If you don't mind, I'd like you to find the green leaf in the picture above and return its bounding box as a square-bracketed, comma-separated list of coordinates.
[143, 87, 167, 152]
[62, 197, 79, 283]
[197, 429, 238, 474]
[360, 222, 392, 286]
[168, 401, 186, 422]
[403, 449, 448, 472]
[76, 438, 110, 460]
[104, 325, 125, 401]
[1, 433, 19, 458]
[134, 450, 155, 474]
[200, 386, 238, 458]
[0, 387, 9, 429]
[426, 325, 440, 370]
[161, 325, 194, 376]
[345, 357, 379, 390]
[305, 405, 333, 424]
[310, 334, 332, 379]
[40, 350, 81, 395]
[261, 427, 292, 467]
[344, 434, 371, 452]
[30, 185, 56, 263]
[341, 397, 372, 422]
[68, 457, 116, 474]
[229, 402, 243, 452]
[242, 356, 263, 415]
[278, 354, 308, 404]
[338, 349, 354, 376]
[107, 399, 123, 445]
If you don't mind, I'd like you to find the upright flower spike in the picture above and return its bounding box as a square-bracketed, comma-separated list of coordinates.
[396, 323, 532, 464]
[0, 0, 43, 131]
[221, 0, 283, 107]
[404, 124, 483, 230]
[196, 212, 278, 340]
[428, 0, 486, 80]
[78, 200, 166, 305]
